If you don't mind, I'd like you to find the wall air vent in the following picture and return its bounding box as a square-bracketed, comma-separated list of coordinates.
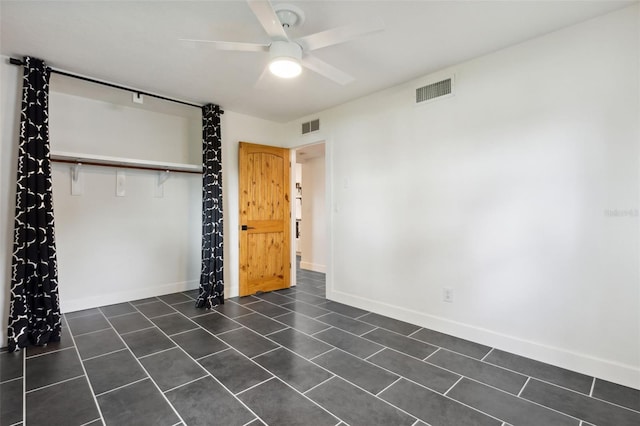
[416, 77, 453, 104]
[302, 119, 320, 134]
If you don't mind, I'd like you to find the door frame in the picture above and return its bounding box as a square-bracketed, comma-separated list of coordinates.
[290, 139, 332, 297]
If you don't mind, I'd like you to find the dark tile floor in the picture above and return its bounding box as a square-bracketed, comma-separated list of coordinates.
[1, 264, 639, 426]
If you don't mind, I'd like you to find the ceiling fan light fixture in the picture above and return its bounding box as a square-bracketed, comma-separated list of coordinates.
[269, 58, 302, 78]
[269, 41, 302, 79]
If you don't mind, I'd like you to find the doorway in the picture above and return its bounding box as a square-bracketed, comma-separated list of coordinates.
[293, 142, 327, 293]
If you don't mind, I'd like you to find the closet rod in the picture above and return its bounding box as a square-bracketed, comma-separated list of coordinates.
[9, 57, 223, 113]
[51, 158, 202, 175]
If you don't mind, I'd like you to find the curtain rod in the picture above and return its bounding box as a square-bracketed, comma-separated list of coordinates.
[9, 57, 224, 114]
[51, 158, 202, 174]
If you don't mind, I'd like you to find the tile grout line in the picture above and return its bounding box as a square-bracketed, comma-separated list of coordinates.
[481, 348, 494, 361]
[443, 376, 464, 396]
[147, 311, 183, 320]
[69, 327, 113, 339]
[168, 327, 202, 338]
[24, 373, 90, 394]
[231, 311, 259, 319]
[302, 375, 336, 395]
[25, 345, 76, 359]
[64, 310, 102, 320]
[138, 346, 179, 360]
[424, 347, 440, 361]
[0, 376, 24, 385]
[82, 347, 128, 362]
[359, 326, 378, 337]
[235, 377, 276, 397]
[118, 325, 157, 336]
[263, 326, 290, 337]
[364, 346, 387, 361]
[517, 377, 531, 397]
[94, 377, 148, 398]
[250, 346, 282, 360]
[129, 298, 161, 306]
[308, 347, 335, 361]
[100, 309, 138, 320]
[64, 315, 108, 425]
[375, 376, 402, 397]
[167, 326, 200, 337]
[311, 325, 333, 336]
[196, 347, 231, 361]
[79, 418, 102, 426]
[589, 377, 596, 396]
[163, 374, 210, 394]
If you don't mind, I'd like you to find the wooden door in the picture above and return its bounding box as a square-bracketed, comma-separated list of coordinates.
[239, 142, 291, 296]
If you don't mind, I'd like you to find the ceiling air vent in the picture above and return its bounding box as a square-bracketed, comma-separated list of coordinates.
[416, 77, 453, 104]
[302, 119, 320, 134]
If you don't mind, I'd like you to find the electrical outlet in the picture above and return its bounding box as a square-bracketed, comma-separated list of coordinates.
[443, 287, 454, 303]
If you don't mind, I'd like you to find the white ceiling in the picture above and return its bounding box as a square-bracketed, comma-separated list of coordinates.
[1, 1, 635, 122]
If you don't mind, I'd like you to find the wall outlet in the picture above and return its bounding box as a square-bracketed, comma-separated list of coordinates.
[443, 287, 454, 303]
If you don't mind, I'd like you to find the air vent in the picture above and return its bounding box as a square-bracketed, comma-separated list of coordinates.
[302, 119, 320, 134]
[416, 78, 453, 104]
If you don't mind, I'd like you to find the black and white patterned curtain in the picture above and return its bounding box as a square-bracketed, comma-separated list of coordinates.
[8, 56, 61, 352]
[195, 104, 224, 309]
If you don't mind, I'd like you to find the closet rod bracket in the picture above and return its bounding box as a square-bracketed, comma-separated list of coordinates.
[71, 162, 82, 182]
[158, 170, 170, 185]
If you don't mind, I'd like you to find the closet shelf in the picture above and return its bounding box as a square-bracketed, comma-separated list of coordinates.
[50, 151, 202, 174]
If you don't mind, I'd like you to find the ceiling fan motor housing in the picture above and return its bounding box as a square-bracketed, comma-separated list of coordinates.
[270, 40, 302, 61]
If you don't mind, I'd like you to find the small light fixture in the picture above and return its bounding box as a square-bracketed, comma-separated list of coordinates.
[269, 41, 302, 79]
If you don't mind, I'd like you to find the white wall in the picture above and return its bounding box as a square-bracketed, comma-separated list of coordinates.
[285, 5, 640, 387]
[300, 156, 327, 273]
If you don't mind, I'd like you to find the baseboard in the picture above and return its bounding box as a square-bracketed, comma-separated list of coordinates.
[328, 289, 640, 389]
[300, 261, 326, 273]
[60, 280, 199, 313]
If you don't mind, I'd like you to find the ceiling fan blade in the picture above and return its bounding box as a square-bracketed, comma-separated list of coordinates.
[179, 39, 269, 52]
[247, 0, 288, 41]
[254, 65, 272, 89]
[301, 55, 355, 86]
[297, 19, 384, 52]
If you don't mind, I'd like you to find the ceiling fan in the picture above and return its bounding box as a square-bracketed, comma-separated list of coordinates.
[181, 0, 384, 85]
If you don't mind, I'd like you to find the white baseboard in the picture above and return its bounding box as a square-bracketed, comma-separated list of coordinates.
[60, 280, 199, 313]
[328, 289, 640, 389]
[300, 261, 326, 273]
